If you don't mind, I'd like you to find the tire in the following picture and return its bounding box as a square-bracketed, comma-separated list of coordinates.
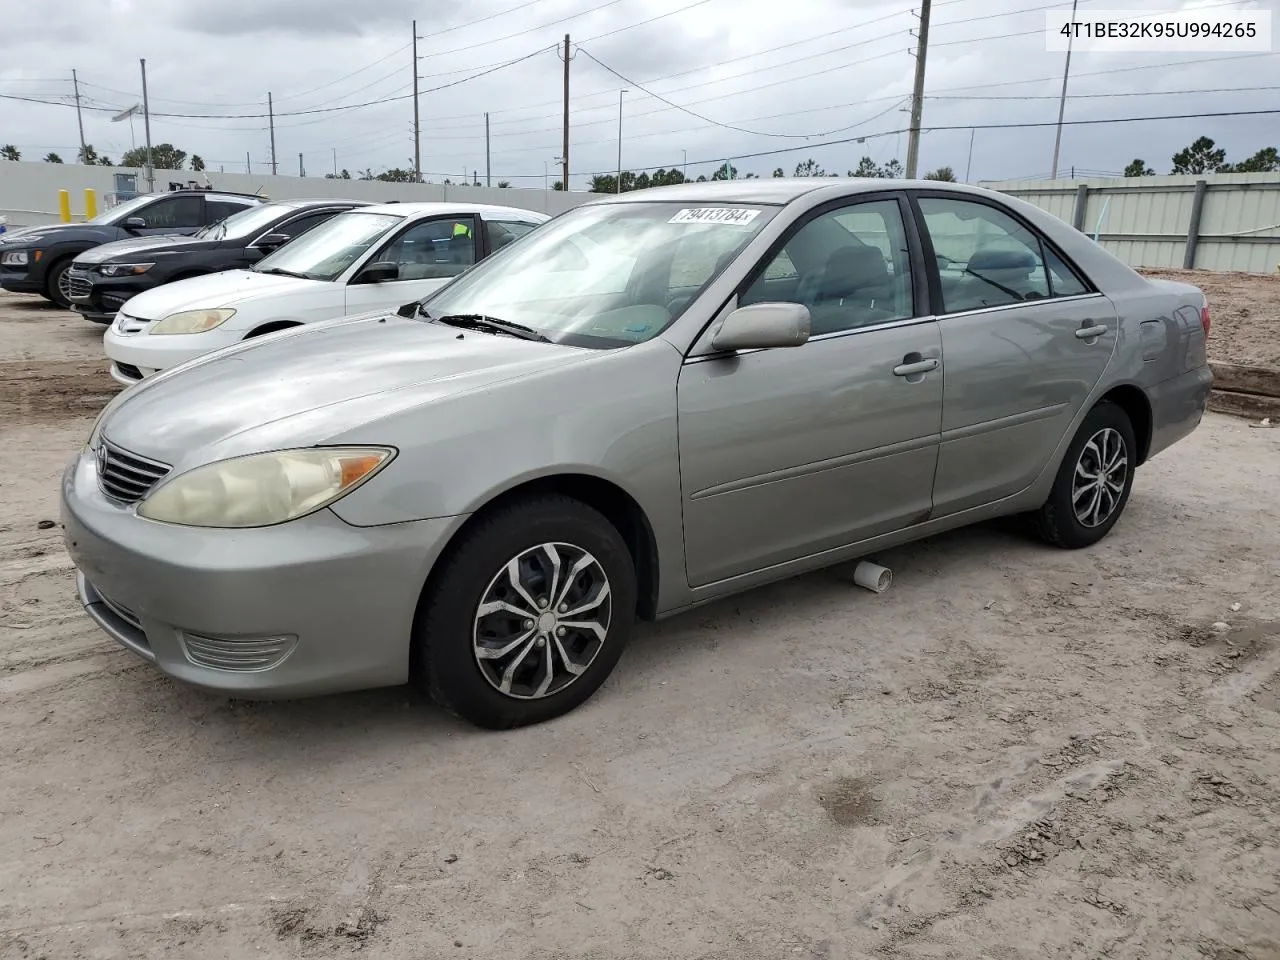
[44, 258, 74, 309]
[1033, 401, 1137, 549]
[415, 495, 637, 729]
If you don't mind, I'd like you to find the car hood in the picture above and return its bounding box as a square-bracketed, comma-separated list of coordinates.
[74, 234, 203, 264]
[0, 222, 95, 245]
[121, 269, 325, 319]
[99, 313, 594, 467]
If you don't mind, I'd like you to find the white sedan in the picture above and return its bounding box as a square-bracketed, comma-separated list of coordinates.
[102, 201, 548, 385]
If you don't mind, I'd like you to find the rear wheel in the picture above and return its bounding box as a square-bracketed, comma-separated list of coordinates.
[1033, 401, 1136, 549]
[44, 258, 74, 309]
[415, 495, 636, 729]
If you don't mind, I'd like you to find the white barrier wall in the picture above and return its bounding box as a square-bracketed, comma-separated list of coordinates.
[0, 160, 594, 227]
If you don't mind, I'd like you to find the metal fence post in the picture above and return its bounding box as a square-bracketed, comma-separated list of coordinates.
[1072, 183, 1088, 231]
[1183, 179, 1208, 269]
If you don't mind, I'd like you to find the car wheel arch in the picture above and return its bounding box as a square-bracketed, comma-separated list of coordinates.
[1096, 383, 1153, 465]
[243, 320, 303, 339]
[419, 472, 661, 624]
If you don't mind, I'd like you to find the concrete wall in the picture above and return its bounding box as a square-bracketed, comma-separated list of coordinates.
[0, 159, 594, 227]
[982, 172, 1280, 274]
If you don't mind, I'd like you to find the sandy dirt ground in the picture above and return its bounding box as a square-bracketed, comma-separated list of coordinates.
[2, 290, 1279, 960]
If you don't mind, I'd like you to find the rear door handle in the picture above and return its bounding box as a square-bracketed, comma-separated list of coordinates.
[893, 358, 939, 377]
[1075, 323, 1107, 340]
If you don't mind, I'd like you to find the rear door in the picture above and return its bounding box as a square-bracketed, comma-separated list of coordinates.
[912, 191, 1116, 516]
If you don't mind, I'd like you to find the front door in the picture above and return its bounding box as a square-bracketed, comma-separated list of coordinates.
[344, 214, 479, 314]
[676, 195, 944, 587]
[913, 193, 1117, 516]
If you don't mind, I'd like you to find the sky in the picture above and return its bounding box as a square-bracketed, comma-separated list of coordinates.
[0, 0, 1277, 189]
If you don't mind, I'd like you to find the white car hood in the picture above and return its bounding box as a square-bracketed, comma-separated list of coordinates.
[121, 269, 328, 320]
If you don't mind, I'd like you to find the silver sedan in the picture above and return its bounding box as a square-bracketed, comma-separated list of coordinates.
[61, 179, 1213, 728]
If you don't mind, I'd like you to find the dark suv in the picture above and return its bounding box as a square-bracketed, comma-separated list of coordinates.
[0, 188, 266, 308]
[67, 198, 367, 324]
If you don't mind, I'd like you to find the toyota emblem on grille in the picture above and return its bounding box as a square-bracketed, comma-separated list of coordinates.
[96, 442, 108, 474]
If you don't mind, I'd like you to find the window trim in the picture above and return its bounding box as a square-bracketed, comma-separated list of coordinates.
[685, 190, 931, 359]
[907, 190, 1098, 318]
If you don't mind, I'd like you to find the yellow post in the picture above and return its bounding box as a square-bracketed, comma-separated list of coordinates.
[84, 188, 97, 221]
[58, 189, 71, 223]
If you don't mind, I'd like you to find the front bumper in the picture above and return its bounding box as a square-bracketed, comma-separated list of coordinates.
[0, 264, 42, 294]
[60, 444, 465, 698]
[67, 265, 153, 322]
[104, 314, 238, 382]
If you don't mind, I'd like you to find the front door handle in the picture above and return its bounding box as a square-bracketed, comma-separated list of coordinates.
[893, 357, 939, 377]
[1075, 323, 1107, 340]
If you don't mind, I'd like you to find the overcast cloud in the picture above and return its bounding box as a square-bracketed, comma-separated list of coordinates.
[1, 0, 1277, 188]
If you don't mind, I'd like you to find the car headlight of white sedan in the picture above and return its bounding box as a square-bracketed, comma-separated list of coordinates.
[137, 447, 395, 527]
[149, 308, 236, 335]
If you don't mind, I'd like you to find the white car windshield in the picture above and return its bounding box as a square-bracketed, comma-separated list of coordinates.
[252, 211, 403, 282]
[195, 203, 291, 241]
[421, 201, 777, 348]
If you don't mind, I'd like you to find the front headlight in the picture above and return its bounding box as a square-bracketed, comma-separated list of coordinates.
[136, 446, 395, 528]
[1, 250, 30, 266]
[149, 308, 235, 335]
[99, 262, 154, 277]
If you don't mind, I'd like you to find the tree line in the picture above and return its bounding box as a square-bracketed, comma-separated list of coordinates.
[0, 142, 206, 171]
[586, 158, 956, 194]
[1125, 137, 1278, 177]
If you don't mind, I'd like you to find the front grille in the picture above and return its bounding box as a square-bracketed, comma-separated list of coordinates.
[97, 440, 171, 503]
[180, 633, 297, 672]
[65, 267, 93, 302]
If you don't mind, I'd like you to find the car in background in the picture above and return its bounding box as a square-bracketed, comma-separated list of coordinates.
[65, 199, 369, 324]
[101, 202, 547, 385]
[0, 188, 268, 308]
[63, 179, 1212, 730]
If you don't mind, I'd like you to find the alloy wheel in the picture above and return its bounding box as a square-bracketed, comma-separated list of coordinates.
[1072, 427, 1128, 528]
[55, 267, 74, 305]
[472, 542, 612, 700]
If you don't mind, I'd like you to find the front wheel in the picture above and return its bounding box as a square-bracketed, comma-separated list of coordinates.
[1033, 401, 1137, 549]
[415, 495, 637, 729]
[45, 259, 74, 309]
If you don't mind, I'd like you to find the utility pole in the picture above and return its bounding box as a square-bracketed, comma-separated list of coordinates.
[246, 152, 251, 174]
[965, 127, 976, 182]
[139, 59, 154, 192]
[561, 34, 570, 191]
[268, 91, 277, 176]
[298, 153, 304, 177]
[485, 112, 491, 187]
[904, 0, 931, 179]
[412, 20, 421, 183]
[616, 89, 627, 193]
[332, 147, 338, 177]
[72, 69, 87, 164]
[1050, 0, 1079, 180]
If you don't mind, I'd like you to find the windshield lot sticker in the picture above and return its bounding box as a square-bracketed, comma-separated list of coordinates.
[668, 208, 761, 225]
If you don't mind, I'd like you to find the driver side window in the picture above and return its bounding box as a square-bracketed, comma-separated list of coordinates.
[917, 197, 1053, 313]
[135, 195, 204, 229]
[377, 216, 476, 280]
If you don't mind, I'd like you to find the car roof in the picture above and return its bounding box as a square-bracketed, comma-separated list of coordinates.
[355, 201, 549, 220]
[588, 177, 1011, 206]
[266, 198, 372, 209]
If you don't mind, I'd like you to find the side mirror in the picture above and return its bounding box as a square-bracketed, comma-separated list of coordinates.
[357, 261, 399, 283]
[255, 232, 291, 252]
[123, 217, 146, 231]
[710, 302, 810, 352]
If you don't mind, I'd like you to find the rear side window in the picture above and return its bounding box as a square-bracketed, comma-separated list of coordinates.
[137, 195, 204, 229]
[275, 210, 340, 239]
[207, 199, 253, 222]
[1045, 246, 1089, 297]
[485, 219, 538, 254]
[918, 197, 1056, 312]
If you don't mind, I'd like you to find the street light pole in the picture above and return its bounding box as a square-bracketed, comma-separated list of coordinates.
[616, 88, 627, 193]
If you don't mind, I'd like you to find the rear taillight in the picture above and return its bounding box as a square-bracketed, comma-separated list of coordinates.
[1200, 304, 1210, 338]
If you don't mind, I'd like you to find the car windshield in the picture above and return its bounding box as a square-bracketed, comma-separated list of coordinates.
[421, 201, 778, 348]
[195, 203, 291, 241]
[251, 211, 403, 282]
[90, 194, 157, 225]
